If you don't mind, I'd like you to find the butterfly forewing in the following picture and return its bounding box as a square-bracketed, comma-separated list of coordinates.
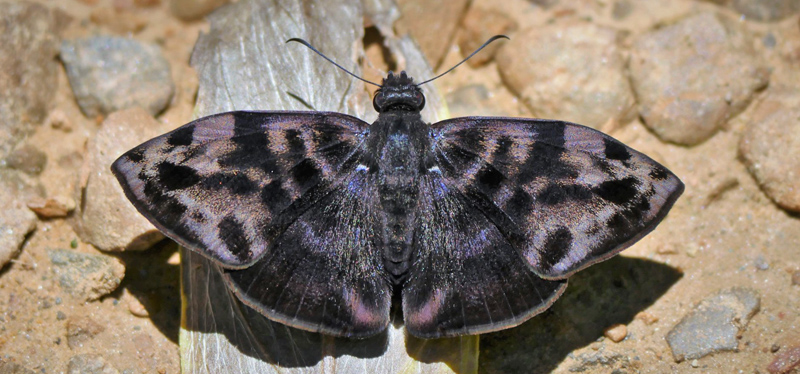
[430, 117, 684, 280]
[111, 111, 371, 268]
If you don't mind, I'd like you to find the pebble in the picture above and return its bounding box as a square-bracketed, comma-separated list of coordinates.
[128, 298, 149, 318]
[739, 86, 800, 212]
[57, 311, 67, 320]
[3, 145, 47, 175]
[66, 316, 105, 349]
[754, 255, 770, 271]
[0, 3, 68, 159]
[73, 108, 166, 251]
[47, 109, 73, 132]
[635, 311, 660, 325]
[629, 12, 769, 145]
[731, 0, 800, 22]
[0, 170, 40, 269]
[27, 196, 76, 218]
[792, 271, 800, 286]
[604, 324, 628, 342]
[48, 249, 125, 302]
[768, 344, 800, 374]
[496, 24, 635, 130]
[67, 353, 120, 374]
[666, 287, 760, 362]
[170, 0, 230, 21]
[394, 0, 470, 68]
[59, 36, 174, 117]
[458, 7, 517, 67]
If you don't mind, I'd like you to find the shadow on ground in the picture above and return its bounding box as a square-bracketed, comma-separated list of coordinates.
[117, 240, 182, 344]
[479, 256, 682, 374]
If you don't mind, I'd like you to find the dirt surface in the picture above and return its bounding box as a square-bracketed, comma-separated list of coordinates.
[1, 0, 799, 373]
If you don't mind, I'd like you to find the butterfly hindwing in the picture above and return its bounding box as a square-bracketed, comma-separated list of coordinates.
[403, 171, 567, 338]
[111, 111, 370, 268]
[222, 164, 391, 337]
[431, 117, 684, 279]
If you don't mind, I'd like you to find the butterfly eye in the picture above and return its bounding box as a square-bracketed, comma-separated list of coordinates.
[416, 91, 425, 110]
[373, 91, 384, 112]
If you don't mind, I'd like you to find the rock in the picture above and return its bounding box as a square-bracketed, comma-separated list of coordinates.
[458, 8, 517, 67]
[47, 249, 125, 302]
[128, 298, 149, 318]
[394, 0, 470, 68]
[27, 196, 76, 218]
[635, 311, 660, 325]
[496, 23, 635, 129]
[732, 0, 800, 22]
[72, 108, 166, 251]
[67, 354, 120, 374]
[0, 362, 37, 374]
[66, 316, 105, 349]
[666, 287, 760, 362]
[170, 0, 230, 20]
[792, 270, 800, 286]
[604, 324, 628, 342]
[739, 86, 800, 212]
[0, 3, 68, 159]
[47, 108, 73, 131]
[629, 12, 769, 145]
[768, 344, 800, 374]
[0, 170, 40, 269]
[2, 144, 47, 175]
[445, 84, 508, 118]
[60, 36, 174, 117]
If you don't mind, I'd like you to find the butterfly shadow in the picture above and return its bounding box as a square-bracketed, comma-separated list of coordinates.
[477, 255, 682, 374]
[116, 240, 182, 344]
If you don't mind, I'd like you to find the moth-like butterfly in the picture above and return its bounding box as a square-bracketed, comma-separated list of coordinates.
[112, 37, 683, 339]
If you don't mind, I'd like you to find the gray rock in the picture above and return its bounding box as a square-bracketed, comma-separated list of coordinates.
[67, 354, 120, 374]
[497, 23, 636, 130]
[0, 3, 67, 159]
[0, 362, 37, 374]
[739, 84, 800, 212]
[71, 108, 166, 251]
[630, 12, 769, 145]
[2, 144, 47, 175]
[732, 0, 800, 22]
[666, 287, 760, 362]
[47, 249, 125, 302]
[60, 36, 174, 117]
[170, 0, 231, 21]
[0, 170, 40, 269]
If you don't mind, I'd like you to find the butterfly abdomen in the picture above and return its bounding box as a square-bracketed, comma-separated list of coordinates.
[370, 112, 431, 284]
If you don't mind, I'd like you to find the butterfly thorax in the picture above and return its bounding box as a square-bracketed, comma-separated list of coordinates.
[368, 71, 430, 284]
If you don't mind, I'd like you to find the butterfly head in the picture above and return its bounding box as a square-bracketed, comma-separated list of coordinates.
[373, 71, 425, 113]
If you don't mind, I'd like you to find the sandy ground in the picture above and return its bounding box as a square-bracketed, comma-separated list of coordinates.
[1, 0, 799, 373]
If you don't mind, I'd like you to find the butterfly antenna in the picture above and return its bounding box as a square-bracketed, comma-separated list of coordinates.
[286, 38, 382, 88]
[417, 35, 509, 86]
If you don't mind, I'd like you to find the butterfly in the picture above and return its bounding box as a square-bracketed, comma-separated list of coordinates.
[111, 37, 684, 339]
